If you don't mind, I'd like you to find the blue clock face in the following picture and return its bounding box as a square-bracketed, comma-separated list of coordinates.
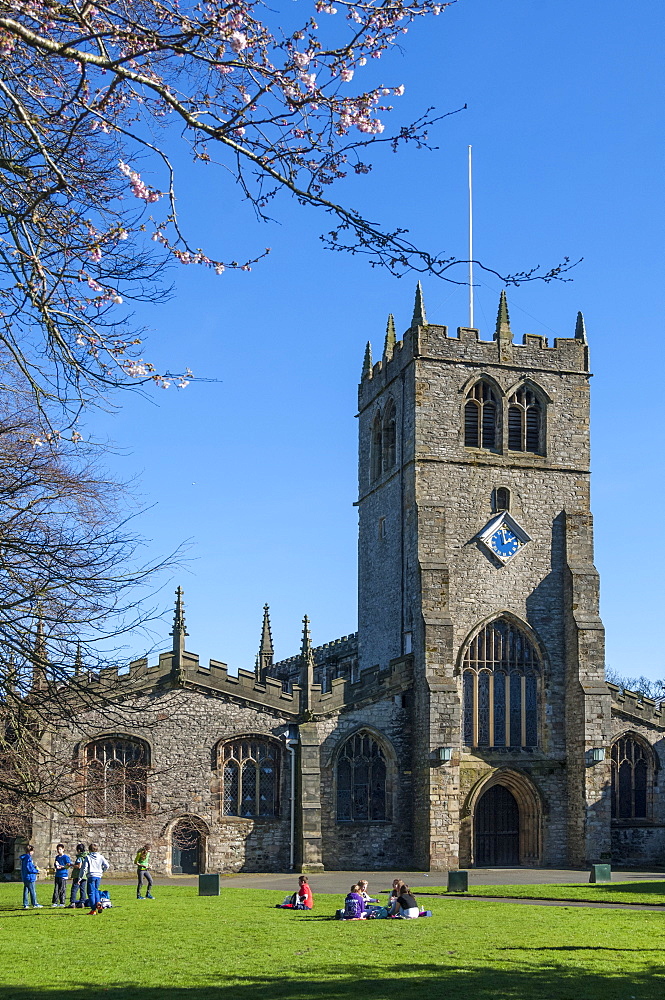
[489, 525, 521, 559]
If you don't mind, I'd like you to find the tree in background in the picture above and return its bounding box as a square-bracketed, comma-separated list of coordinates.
[605, 668, 665, 702]
[0, 0, 574, 418]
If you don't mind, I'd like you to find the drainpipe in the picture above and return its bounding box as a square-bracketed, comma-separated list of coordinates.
[282, 732, 298, 870]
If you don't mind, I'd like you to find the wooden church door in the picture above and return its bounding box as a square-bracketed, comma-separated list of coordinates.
[475, 784, 520, 866]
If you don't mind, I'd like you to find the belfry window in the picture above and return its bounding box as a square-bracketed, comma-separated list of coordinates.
[462, 618, 540, 749]
[611, 735, 652, 820]
[85, 736, 148, 817]
[370, 412, 383, 481]
[465, 381, 498, 450]
[508, 387, 543, 453]
[494, 487, 511, 512]
[336, 730, 388, 822]
[220, 738, 279, 818]
[382, 401, 397, 473]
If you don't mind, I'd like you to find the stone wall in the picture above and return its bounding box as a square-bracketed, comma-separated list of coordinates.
[318, 694, 414, 870]
[609, 691, 665, 866]
[40, 687, 294, 875]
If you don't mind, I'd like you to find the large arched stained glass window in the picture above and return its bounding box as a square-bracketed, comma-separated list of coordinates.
[220, 738, 279, 818]
[336, 730, 388, 822]
[462, 619, 540, 749]
[611, 735, 652, 820]
[85, 736, 148, 817]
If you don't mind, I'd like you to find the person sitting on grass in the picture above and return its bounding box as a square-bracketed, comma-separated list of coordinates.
[389, 882, 419, 919]
[357, 879, 386, 917]
[357, 880, 379, 904]
[343, 884, 366, 919]
[276, 875, 314, 910]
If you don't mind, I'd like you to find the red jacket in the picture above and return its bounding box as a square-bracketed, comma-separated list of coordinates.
[298, 883, 313, 909]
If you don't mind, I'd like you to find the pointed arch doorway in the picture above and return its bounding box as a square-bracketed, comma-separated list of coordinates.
[475, 784, 519, 866]
[171, 818, 205, 874]
[465, 770, 542, 867]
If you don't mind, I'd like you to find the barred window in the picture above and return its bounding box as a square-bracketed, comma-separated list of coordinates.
[611, 735, 652, 820]
[85, 736, 148, 817]
[465, 381, 498, 450]
[220, 738, 279, 818]
[337, 731, 388, 822]
[462, 619, 540, 749]
[508, 387, 543, 454]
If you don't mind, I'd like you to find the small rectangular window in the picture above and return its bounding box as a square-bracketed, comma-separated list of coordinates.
[378, 517, 386, 539]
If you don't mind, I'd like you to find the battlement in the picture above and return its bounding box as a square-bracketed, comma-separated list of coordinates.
[67, 640, 410, 721]
[608, 682, 665, 728]
[359, 288, 589, 410]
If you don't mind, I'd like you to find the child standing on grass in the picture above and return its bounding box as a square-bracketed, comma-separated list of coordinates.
[20, 845, 42, 909]
[134, 843, 154, 899]
[68, 843, 88, 908]
[51, 844, 71, 907]
[80, 843, 109, 909]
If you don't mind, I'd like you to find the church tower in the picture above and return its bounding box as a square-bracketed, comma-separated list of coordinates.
[357, 287, 612, 869]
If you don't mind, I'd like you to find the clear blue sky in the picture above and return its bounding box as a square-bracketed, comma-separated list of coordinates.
[89, 0, 665, 680]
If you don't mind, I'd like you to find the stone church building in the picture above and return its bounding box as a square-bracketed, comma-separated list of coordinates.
[25, 289, 665, 874]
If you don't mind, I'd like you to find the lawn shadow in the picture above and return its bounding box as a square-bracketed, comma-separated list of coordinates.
[0, 961, 663, 1000]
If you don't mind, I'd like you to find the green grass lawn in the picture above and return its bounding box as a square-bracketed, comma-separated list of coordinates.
[1, 884, 663, 1000]
[410, 880, 665, 906]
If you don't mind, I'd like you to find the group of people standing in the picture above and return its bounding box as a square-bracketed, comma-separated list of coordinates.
[19, 842, 154, 911]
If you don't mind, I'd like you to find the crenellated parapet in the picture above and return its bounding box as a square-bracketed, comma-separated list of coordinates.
[359, 285, 589, 412]
[69, 641, 411, 721]
[607, 682, 665, 729]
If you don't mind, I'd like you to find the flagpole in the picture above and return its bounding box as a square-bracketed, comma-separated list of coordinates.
[468, 144, 474, 329]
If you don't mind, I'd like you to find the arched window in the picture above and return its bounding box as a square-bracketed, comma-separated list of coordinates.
[382, 401, 397, 473]
[219, 738, 279, 818]
[508, 387, 543, 453]
[85, 736, 148, 817]
[370, 411, 383, 481]
[336, 730, 388, 822]
[462, 618, 540, 749]
[464, 381, 498, 450]
[611, 735, 653, 820]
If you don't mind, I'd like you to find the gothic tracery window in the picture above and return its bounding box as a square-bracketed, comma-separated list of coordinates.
[220, 738, 279, 818]
[611, 735, 652, 820]
[85, 736, 148, 817]
[508, 386, 543, 454]
[462, 619, 540, 749]
[465, 381, 498, 450]
[336, 730, 388, 822]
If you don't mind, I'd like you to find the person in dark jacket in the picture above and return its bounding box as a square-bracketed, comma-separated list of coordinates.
[20, 846, 42, 909]
[67, 843, 88, 908]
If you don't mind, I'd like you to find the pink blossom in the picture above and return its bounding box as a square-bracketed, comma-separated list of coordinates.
[394, 85, 405, 96]
[340, 69, 354, 82]
[293, 51, 311, 70]
[229, 31, 247, 53]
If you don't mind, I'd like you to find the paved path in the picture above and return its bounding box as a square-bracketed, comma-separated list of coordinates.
[106, 867, 665, 894]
